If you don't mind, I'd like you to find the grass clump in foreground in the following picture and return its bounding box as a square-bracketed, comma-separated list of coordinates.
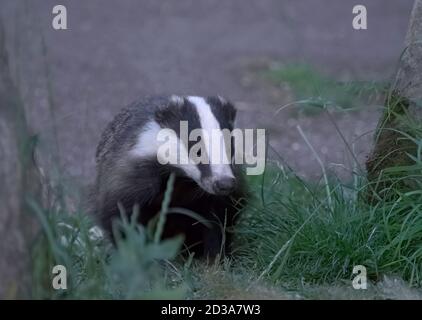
[30, 205, 187, 299]
[236, 125, 422, 292]
[236, 164, 422, 289]
[30, 174, 186, 299]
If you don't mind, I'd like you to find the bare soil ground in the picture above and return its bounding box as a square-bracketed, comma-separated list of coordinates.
[1, 0, 414, 183]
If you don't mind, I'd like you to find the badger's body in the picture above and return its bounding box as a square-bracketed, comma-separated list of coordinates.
[93, 95, 245, 257]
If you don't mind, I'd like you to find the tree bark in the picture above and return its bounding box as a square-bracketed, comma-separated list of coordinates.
[0, 19, 40, 299]
[366, 0, 422, 199]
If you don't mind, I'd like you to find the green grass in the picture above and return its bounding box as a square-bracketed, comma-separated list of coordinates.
[30, 174, 186, 299]
[236, 161, 422, 290]
[265, 63, 387, 113]
[29, 137, 422, 299]
[234, 93, 422, 292]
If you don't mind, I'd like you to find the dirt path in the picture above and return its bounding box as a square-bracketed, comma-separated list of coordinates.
[1, 0, 414, 183]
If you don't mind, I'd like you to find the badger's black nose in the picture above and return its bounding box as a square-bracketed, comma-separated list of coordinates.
[213, 177, 236, 194]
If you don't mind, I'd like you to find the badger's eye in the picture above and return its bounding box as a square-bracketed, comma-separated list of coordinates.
[231, 136, 235, 158]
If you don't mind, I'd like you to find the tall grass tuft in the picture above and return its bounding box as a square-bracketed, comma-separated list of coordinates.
[236, 132, 422, 289]
[30, 174, 186, 299]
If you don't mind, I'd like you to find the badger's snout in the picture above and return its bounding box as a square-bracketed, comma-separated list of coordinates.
[213, 177, 236, 195]
[201, 175, 236, 195]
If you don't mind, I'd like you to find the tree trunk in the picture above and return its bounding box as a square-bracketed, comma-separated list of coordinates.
[366, 0, 422, 200]
[0, 19, 40, 299]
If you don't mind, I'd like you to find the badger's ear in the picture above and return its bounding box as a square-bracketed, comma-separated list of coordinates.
[155, 97, 183, 126]
[226, 101, 237, 122]
[169, 95, 184, 107]
[215, 95, 237, 122]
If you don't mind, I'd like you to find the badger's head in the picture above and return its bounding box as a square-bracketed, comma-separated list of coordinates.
[131, 95, 238, 195]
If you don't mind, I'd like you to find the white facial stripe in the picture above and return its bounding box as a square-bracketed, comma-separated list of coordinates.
[172, 135, 201, 181]
[187, 96, 234, 179]
[130, 121, 162, 158]
[131, 120, 201, 182]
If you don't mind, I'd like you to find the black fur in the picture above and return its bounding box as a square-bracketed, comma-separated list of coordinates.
[92, 96, 246, 258]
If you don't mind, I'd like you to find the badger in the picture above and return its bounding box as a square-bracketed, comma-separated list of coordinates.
[92, 95, 246, 258]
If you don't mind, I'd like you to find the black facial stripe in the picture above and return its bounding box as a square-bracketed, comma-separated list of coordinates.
[154, 96, 212, 179]
[154, 98, 200, 135]
[206, 96, 236, 132]
[184, 98, 212, 179]
[207, 96, 237, 160]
